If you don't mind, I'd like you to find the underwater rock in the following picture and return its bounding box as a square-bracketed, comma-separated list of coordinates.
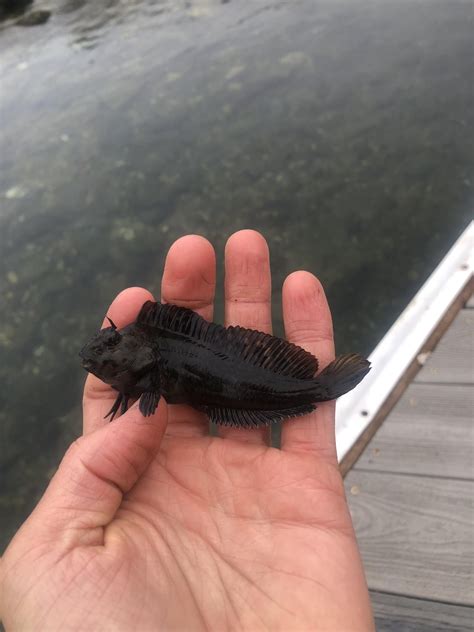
[16, 8, 51, 26]
[0, 0, 32, 20]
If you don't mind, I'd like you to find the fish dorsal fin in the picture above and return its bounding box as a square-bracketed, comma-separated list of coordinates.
[204, 403, 316, 427]
[136, 301, 318, 379]
[218, 325, 318, 379]
[137, 300, 212, 340]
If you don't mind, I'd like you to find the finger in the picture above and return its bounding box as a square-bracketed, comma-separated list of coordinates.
[26, 398, 167, 544]
[280, 271, 337, 461]
[219, 230, 272, 444]
[161, 235, 216, 437]
[83, 287, 155, 435]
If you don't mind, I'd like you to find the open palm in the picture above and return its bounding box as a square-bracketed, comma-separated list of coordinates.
[1, 231, 373, 631]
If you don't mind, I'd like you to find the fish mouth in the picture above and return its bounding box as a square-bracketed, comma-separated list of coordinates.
[80, 357, 95, 371]
[78, 345, 91, 364]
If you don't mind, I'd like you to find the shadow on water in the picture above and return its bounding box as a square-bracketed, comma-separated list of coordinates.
[0, 0, 473, 550]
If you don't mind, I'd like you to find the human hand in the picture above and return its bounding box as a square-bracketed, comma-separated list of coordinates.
[0, 230, 374, 631]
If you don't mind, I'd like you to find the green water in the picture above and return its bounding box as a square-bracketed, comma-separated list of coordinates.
[0, 0, 472, 551]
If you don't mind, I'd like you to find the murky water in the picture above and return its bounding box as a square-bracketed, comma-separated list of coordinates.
[0, 0, 472, 550]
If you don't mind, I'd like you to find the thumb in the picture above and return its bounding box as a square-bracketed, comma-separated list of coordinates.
[27, 400, 167, 544]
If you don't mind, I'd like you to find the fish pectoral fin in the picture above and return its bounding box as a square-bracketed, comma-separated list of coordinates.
[139, 391, 161, 417]
[203, 403, 316, 428]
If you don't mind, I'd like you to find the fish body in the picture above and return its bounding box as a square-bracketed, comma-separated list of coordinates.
[80, 300, 370, 427]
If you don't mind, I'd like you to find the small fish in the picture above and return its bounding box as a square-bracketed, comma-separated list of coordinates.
[79, 300, 370, 427]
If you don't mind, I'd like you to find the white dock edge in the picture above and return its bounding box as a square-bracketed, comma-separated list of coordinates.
[335, 221, 474, 463]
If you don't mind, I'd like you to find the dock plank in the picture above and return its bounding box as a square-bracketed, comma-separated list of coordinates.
[416, 309, 473, 384]
[371, 591, 474, 632]
[345, 471, 473, 605]
[353, 383, 473, 479]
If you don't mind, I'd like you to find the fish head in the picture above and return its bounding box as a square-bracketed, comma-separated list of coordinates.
[79, 325, 124, 381]
[79, 324, 154, 385]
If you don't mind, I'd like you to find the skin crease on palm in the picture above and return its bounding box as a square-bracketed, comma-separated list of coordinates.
[0, 231, 375, 631]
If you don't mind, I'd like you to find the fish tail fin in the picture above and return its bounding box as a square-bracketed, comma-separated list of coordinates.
[315, 353, 371, 400]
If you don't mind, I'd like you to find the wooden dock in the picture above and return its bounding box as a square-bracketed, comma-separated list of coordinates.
[345, 293, 473, 631]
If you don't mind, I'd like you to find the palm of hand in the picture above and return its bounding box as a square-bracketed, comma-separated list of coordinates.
[54, 423, 352, 630]
[1, 232, 373, 631]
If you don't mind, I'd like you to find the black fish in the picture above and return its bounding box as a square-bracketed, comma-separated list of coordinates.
[79, 300, 370, 427]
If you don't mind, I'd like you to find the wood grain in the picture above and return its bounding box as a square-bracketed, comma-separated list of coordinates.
[371, 591, 474, 632]
[345, 470, 474, 605]
[354, 383, 474, 479]
[340, 280, 473, 476]
[416, 310, 473, 384]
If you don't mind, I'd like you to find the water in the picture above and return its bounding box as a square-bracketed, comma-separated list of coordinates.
[0, 0, 472, 551]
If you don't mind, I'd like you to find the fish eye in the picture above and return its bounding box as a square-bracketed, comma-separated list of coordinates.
[104, 329, 122, 347]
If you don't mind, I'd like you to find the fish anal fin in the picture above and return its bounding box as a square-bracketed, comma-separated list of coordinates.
[204, 403, 316, 428]
[139, 391, 161, 417]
